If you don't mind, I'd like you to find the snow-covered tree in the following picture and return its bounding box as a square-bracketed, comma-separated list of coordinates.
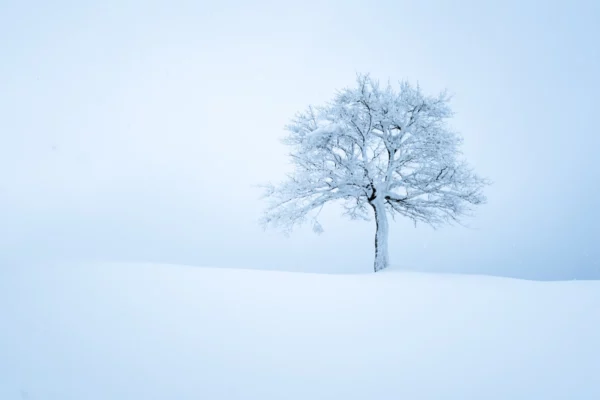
[261, 75, 489, 272]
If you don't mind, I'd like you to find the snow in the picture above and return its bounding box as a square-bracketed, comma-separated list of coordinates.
[1, 262, 599, 399]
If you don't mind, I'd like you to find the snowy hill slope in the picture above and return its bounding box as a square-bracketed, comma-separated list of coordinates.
[1, 262, 599, 399]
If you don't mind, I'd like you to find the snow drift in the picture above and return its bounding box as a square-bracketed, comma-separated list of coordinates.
[1, 262, 599, 399]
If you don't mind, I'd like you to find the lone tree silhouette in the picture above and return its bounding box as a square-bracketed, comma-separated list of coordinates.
[261, 75, 489, 272]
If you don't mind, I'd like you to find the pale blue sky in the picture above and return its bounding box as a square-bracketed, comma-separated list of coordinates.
[1, 0, 599, 279]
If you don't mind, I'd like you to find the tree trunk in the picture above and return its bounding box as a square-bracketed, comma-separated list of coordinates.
[371, 198, 389, 272]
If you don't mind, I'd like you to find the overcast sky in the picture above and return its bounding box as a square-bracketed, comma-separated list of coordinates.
[1, 0, 598, 279]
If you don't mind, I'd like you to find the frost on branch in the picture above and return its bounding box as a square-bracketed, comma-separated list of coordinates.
[261, 74, 489, 272]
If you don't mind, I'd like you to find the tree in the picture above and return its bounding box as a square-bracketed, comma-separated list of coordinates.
[261, 75, 489, 272]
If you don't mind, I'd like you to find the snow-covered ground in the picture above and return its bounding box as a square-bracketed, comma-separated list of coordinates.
[1, 262, 599, 399]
